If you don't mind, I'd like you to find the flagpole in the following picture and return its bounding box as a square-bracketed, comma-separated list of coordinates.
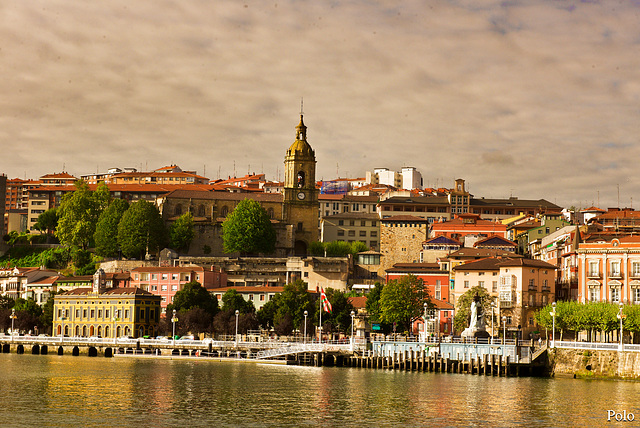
[319, 303, 322, 343]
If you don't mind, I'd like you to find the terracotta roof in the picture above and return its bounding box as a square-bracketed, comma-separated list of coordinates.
[57, 287, 157, 296]
[431, 299, 455, 310]
[211, 286, 286, 293]
[323, 212, 379, 220]
[453, 258, 503, 271]
[443, 248, 523, 260]
[474, 235, 517, 247]
[162, 189, 283, 202]
[131, 266, 205, 272]
[348, 296, 368, 309]
[496, 258, 557, 269]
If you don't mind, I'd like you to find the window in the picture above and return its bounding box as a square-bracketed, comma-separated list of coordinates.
[492, 281, 498, 292]
[125, 310, 130, 319]
[348, 230, 355, 237]
[249, 294, 254, 301]
[529, 279, 535, 289]
[435, 287, 441, 300]
[634, 288, 640, 303]
[478, 281, 484, 288]
[161, 285, 167, 291]
[152, 274, 157, 280]
[478, 272, 484, 276]
[83, 309, 87, 318]
[506, 316, 512, 325]
[589, 288, 599, 302]
[610, 261, 621, 277]
[90, 310, 95, 318]
[172, 274, 178, 280]
[337, 230, 345, 237]
[588, 261, 599, 277]
[172, 285, 178, 291]
[359, 230, 367, 237]
[633, 262, 640, 277]
[162, 274, 168, 280]
[370, 231, 377, 237]
[98, 310, 103, 318]
[260, 295, 265, 301]
[529, 317, 534, 326]
[611, 287, 620, 303]
[361, 220, 366, 226]
[152, 285, 157, 291]
[464, 281, 469, 288]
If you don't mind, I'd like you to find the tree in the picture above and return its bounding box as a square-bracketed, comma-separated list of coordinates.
[33, 208, 58, 239]
[94, 198, 129, 258]
[365, 282, 384, 323]
[222, 199, 276, 254]
[318, 288, 354, 334]
[56, 181, 103, 249]
[379, 275, 428, 333]
[256, 279, 314, 332]
[324, 241, 352, 257]
[170, 212, 195, 252]
[221, 289, 255, 314]
[308, 241, 325, 256]
[453, 286, 496, 334]
[117, 200, 168, 259]
[167, 280, 219, 316]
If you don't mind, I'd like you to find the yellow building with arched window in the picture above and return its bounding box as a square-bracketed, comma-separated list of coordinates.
[53, 269, 161, 338]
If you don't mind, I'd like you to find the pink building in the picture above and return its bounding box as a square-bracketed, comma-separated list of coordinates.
[129, 266, 227, 313]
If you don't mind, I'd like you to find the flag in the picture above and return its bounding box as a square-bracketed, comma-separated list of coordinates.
[321, 287, 332, 314]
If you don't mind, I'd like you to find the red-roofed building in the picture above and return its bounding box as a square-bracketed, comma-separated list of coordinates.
[430, 213, 507, 246]
[386, 263, 453, 335]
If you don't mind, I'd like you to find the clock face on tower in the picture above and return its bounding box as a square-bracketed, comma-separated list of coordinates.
[297, 191, 306, 200]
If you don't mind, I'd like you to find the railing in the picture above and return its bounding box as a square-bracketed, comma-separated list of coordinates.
[553, 341, 640, 352]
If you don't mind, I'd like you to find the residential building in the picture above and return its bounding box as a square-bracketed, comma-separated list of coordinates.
[514, 213, 570, 255]
[420, 236, 462, 263]
[588, 208, 640, 233]
[533, 225, 582, 301]
[577, 234, 640, 305]
[0, 267, 59, 302]
[129, 266, 227, 313]
[320, 212, 379, 250]
[107, 165, 209, 185]
[430, 213, 507, 246]
[453, 257, 556, 339]
[474, 235, 517, 252]
[366, 167, 423, 190]
[211, 286, 285, 312]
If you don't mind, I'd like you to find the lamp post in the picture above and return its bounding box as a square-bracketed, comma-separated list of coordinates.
[10, 309, 16, 343]
[303, 310, 308, 344]
[235, 310, 239, 346]
[171, 309, 178, 345]
[112, 315, 117, 345]
[423, 302, 428, 342]
[550, 302, 556, 348]
[491, 301, 496, 344]
[502, 316, 507, 345]
[617, 302, 625, 352]
[351, 310, 355, 348]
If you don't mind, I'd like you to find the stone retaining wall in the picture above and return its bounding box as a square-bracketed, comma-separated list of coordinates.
[551, 348, 640, 379]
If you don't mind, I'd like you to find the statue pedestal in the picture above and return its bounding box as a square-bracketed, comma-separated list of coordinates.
[461, 327, 490, 339]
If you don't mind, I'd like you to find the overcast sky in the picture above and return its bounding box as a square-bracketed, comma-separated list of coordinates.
[1, 1, 639, 209]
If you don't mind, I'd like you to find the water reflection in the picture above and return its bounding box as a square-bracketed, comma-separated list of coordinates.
[1, 354, 639, 427]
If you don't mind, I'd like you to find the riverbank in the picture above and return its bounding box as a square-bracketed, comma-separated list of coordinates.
[113, 351, 290, 365]
[550, 348, 640, 380]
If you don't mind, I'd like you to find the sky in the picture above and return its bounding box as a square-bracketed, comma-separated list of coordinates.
[1, 0, 640, 210]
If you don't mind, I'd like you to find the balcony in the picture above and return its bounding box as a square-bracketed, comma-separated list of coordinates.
[541, 286, 551, 292]
[499, 300, 513, 308]
[608, 272, 623, 279]
[587, 272, 601, 279]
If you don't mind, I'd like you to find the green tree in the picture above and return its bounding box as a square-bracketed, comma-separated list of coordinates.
[40, 293, 56, 333]
[379, 274, 428, 333]
[222, 199, 276, 254]
[350, 241, 369, 253]
[324, 241, 352, 256]
[117, 200, 168, 259]
[170, 212, 195, 252]
[221, 289, 255, 314]
[166, 280, 219, 316]
[94, 198, 129, 258]
[308, 241, 325, 256]
[452, 286, 496, 334]
[56, 181, 103, 249]
[318, 288, 354, 334]
[256, 279, 314, 333]
[33, 208, 58, 239]
[365, 282, 383, 323]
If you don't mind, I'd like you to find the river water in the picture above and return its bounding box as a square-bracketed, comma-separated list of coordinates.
[1, 353, 638, 427]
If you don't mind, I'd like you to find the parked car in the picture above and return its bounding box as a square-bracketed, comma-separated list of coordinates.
[178, 335, 195, 341]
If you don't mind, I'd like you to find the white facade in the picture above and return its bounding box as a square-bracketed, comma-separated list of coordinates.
[401, 167, 423, 190]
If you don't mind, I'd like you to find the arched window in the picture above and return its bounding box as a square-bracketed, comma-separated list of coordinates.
[82, 326, 87, 337]
[297, 171, 305, 187]
[198, 204, 205, 217]
[104, 326, 110, 338]
[267, 208, 274, 219]
[175, 204, 183, 216]
[97, 326, 102, 337]
[64, 326, 69, 336]
[75, 326, 80, 336]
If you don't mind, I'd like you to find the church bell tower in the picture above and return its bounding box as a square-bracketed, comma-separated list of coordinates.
[284, 114, 318, 255]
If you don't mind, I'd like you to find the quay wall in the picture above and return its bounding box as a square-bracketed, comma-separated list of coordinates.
[551, 349, 640, 380]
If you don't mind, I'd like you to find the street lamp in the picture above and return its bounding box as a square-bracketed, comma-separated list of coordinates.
[617, 302, 625, 352]
[10, 309, 16, 342]
[235, 310, 239, 346]
[171, 309, 178, 345]
[351, 310, 355, 348]
[550, 302, 556, 348]
[423, 302, 428, 342]
[502, 316, 507, 345]
[112, 315, 117, 345]
[303, 310, 308, 344]
[491, 301, 496, 344]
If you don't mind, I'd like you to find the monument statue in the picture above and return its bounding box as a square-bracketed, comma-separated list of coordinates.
[462, 296, 489, 338]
